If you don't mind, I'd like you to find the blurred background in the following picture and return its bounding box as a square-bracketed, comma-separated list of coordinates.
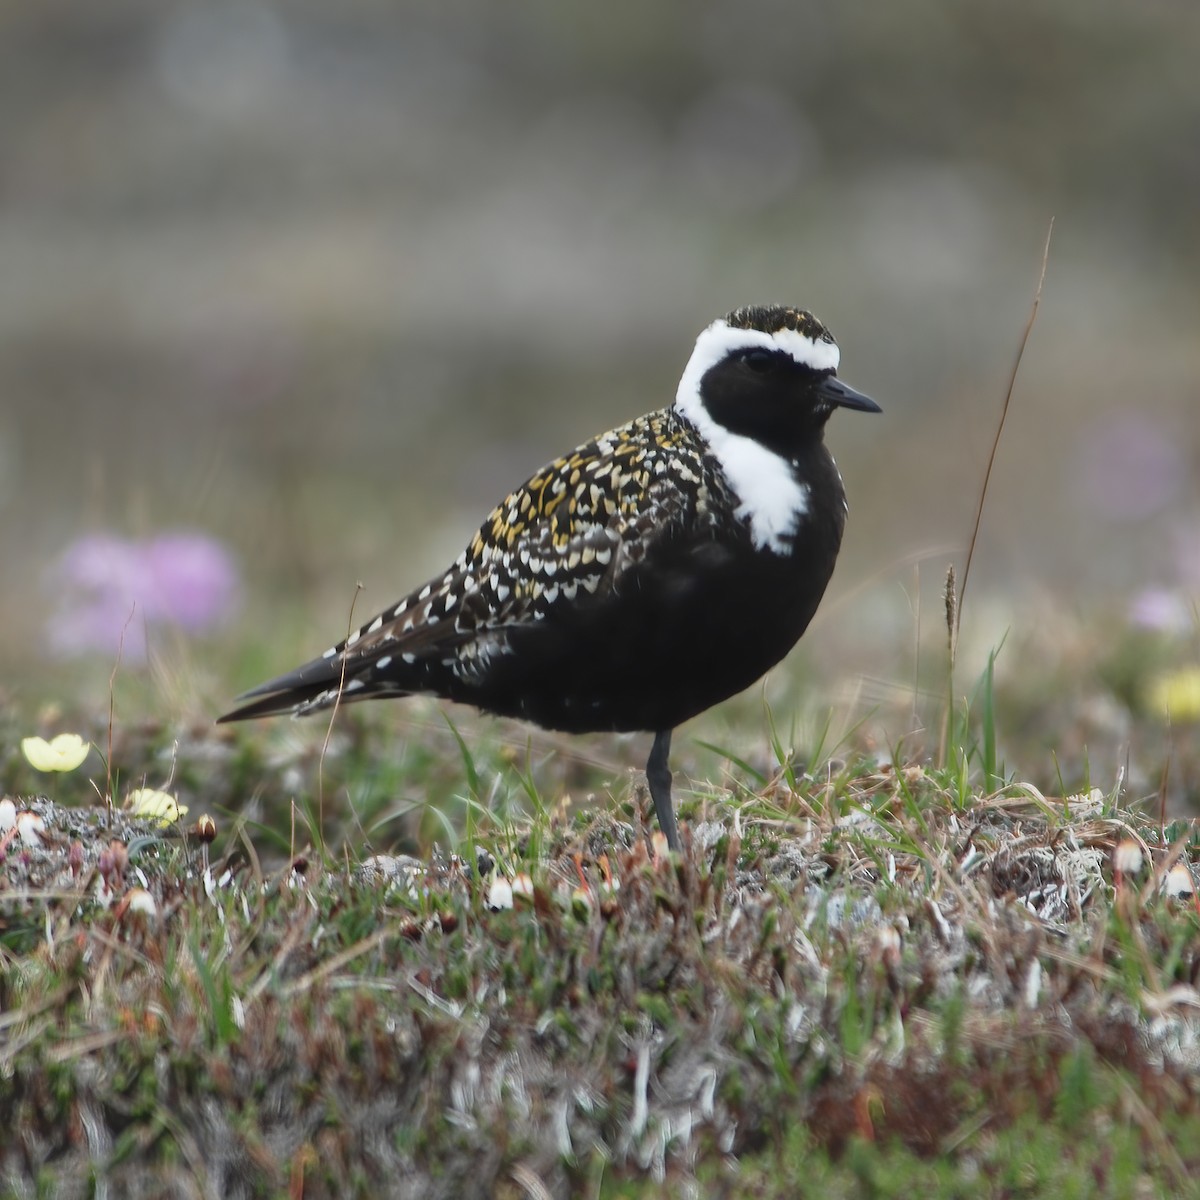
[3, 1, 1200, 817]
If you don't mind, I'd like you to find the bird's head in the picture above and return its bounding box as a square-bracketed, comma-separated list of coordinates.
[675, 305, 880, 457]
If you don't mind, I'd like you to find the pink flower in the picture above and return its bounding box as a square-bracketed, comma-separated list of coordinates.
[49, 532, 239, 660]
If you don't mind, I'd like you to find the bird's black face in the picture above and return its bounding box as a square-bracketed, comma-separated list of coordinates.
[698, 349, 879, 459]
[701, 350, 834, 456]
[674, 309, 880, 461]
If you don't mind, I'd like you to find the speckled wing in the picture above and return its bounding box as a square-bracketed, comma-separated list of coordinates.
[218, 410, 711, 720]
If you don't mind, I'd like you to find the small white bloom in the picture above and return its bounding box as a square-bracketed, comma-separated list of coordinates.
[487, 877, 514, 911]
[125, 888, 158, 918]
[1113, 839, 1144, 877]
[16, 812, 45, 847]
[0, 798, 16, 831]
[1163, 864, 1195, 900]
[1023, 959, 1042, 1009]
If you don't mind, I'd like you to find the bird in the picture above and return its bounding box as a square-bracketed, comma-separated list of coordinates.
[218, 304, 880, 851]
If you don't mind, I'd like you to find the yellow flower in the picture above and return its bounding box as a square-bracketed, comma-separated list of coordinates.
[1149, 667, 1200, 722]
[127, 788, 188, 826]
[21, 733, 91, 772]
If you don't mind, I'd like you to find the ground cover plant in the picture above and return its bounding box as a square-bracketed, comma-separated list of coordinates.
[5, 245, 1200, 1197]
[3, 613, 1200, 1200]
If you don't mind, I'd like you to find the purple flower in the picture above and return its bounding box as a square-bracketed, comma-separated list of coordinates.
[1072, 416, 1184, 522]
[1128, 587, 1192, 634]
[49, 531, 239, 661]
[141, 534, 240, 629]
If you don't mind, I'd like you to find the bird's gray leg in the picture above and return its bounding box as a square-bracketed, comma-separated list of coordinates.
[646, 729, 680, 852]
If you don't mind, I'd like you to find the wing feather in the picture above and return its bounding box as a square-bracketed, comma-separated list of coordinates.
[219, 409, 712, 720]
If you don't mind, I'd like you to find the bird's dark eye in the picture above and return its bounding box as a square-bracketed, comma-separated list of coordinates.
[741, 349, 778, 374]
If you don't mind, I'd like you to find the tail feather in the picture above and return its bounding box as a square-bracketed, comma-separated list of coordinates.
[217, 648, 420, 722]
[218, 653, 353, 722]
[217, 686, 327, 722]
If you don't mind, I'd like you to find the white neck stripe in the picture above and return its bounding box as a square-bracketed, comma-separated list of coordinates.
[673, 318, 832, 554]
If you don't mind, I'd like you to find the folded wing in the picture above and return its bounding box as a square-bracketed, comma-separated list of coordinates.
[218, 413, 706, 722]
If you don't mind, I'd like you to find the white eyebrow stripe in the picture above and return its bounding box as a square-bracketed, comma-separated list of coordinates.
[674, 318, 840, 410]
